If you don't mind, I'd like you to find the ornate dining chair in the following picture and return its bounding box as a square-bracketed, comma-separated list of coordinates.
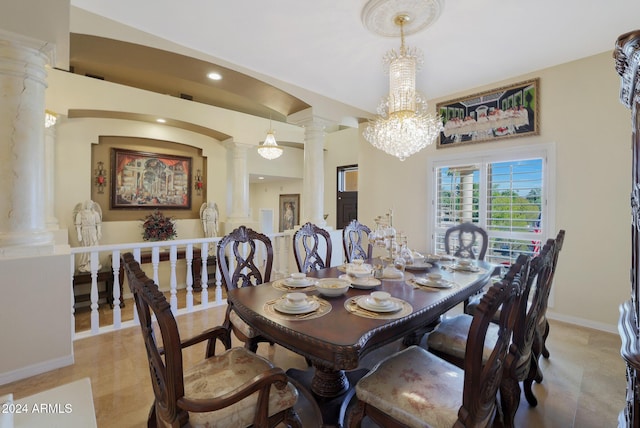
[342, 219, 372, 263]
[217, 225, 274, 351]
[445, 222, 490, 313]
[535, 229, 566, 361]
[293, 222, 332, 273]
[347, 272, 521, 428]
[427, 238, 560, 428]
[121, 252, 302, 428]
[444, 222, 489, 260]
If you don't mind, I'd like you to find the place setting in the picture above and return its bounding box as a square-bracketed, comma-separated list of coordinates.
[404, 251, 434, 271]
[338, 260, 382, 289]
[272, 272, 319, 292]
[344, 291, 412, 319]
[264, 292, 331, 320]
[408, 272, 457, 291]
[442, 258, 487, 274]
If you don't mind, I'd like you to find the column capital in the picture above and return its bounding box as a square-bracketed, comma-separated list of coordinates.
[287, 108, 335, 130]
[0, 29, 55, 67]
[223, 140, 253, 151]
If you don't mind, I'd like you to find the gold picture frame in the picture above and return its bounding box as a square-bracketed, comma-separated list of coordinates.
[111, 148, 192, 209]
[279, 194, 300, 232]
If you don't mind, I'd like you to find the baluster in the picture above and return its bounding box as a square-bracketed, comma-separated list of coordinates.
[112, 249, 121, 328]
[200, 242, 209, 307]
[215, 250, 223, 303]
[169, 245, 178, 313]
[274, 235, 282, 279]
[152, 246, 160, 285]
[90, 251, 100, 335]
[284, 234, 291, 277]
[185, 244, 194, 311]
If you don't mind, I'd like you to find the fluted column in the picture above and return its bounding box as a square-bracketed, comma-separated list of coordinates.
[44, 111, 59, 230]
[289, 109, 332, 227]
[0, 30, 54, 252]
[224, 140, 252, 231]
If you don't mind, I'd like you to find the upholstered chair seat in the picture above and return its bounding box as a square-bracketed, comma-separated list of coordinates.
[228, 310, 259, 339]
[355, 346, 464, 428]
[427, 314, 499, 364]
[184, 348, 299, 427]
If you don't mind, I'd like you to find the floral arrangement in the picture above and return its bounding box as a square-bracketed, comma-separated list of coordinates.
[141, 210, 177, 241]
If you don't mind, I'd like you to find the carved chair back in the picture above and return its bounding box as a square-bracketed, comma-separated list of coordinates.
[217, 226, 273, 290]
[444, 222, 488, 260]
[293, 222, 332, 273]
[458, 259, 522, 427]
[122, 252, 187, 425]
[342, 219, 372, 263]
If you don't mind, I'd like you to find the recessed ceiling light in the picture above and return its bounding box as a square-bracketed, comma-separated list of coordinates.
[258, 176, 265, 180]
[207, 72, 222, 81]
[156, 118, 166, 123]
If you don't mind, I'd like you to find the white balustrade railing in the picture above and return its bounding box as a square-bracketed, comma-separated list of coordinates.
[70, 233, 292, 339]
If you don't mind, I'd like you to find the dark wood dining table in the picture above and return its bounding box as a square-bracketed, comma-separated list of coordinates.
[226, 259, 497, 427]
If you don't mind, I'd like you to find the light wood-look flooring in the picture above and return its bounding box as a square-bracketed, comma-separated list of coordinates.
[0, 294, 626, 428]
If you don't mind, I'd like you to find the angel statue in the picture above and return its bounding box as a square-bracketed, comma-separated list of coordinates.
[200, 201, 219, 238]
[73, 200, 103, 272]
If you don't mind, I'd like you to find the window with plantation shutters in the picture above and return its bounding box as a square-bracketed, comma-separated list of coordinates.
[430, 145, 553, 265]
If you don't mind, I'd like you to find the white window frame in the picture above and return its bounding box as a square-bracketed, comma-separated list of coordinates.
[427, 142, 556, 258]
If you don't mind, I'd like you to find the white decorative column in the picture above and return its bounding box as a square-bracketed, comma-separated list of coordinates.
[44, 111, 59, 230]
[224, 141, 254, 232]
[289, 109, 331, 227]
[0, 30, 54, 253]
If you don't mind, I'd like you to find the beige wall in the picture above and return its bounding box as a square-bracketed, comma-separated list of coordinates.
[250, 178, 304, 233]
[360, 50, 630, 332]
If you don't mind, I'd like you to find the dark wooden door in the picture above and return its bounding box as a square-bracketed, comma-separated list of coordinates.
[337, 165, 358, 229]
[337, 191, 357, 230]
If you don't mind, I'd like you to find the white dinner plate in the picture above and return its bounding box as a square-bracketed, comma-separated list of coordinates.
[339, 274, 381, 289]
[358, 298, 401, 313]
[413, 277, 453, 289]
[273, 299, 320, 314]
[283, 278, 317, 288]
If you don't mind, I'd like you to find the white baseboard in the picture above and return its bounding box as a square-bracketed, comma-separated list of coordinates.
[547, 310, 618, 334]
[0, 354, 74, 386]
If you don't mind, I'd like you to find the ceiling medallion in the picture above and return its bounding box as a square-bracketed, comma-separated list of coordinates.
[362, 0, 444, 38]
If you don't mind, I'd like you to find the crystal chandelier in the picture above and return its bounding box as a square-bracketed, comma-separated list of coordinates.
[363, 14, 443, 161]
[257, 116, 283, 160]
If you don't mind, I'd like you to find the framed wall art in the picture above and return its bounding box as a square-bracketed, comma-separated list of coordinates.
[279, 194, 300, 232]
[437, 78, 539, 148]
[111, 148, 192, 209]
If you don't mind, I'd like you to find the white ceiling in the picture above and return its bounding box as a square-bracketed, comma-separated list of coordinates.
[70, 0, 640, 117]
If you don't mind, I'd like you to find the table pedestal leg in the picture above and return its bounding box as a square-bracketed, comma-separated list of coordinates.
[312, 365, 349, 397]
[286, 366, 368, 427]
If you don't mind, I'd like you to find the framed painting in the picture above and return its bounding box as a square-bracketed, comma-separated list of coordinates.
[110, 148, 192, 209]
[279, 194, 300, 232]
[436, 78, 539, 148]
